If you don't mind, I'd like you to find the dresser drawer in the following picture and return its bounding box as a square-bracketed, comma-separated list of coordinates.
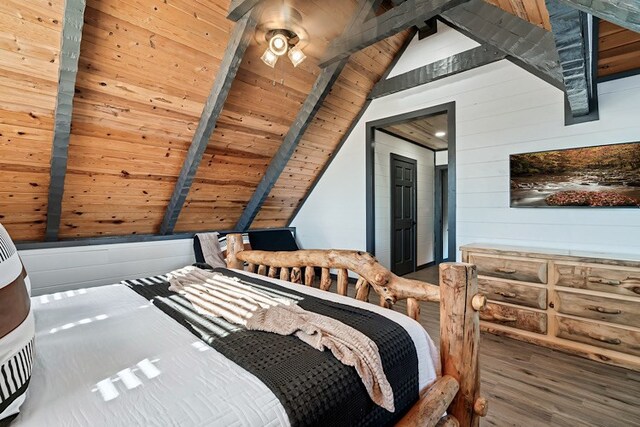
[480, 302, 547, 334]
[479, 277, 546, 309]
[554, 262, 640, 296]
[468, 253, 547, 284]
[556, 316, 640, 357]
[555, 291, 640, 328]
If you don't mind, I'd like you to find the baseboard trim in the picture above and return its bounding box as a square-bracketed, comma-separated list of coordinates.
[416, 261, 436, 271]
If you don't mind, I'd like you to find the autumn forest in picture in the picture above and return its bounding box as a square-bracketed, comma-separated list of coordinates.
[510, 142, 640, 208]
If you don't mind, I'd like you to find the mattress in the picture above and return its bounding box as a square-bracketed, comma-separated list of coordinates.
[14, 270, 439, 427]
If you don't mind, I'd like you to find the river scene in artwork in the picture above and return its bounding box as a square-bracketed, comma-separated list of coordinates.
[510, 142, 640, 208]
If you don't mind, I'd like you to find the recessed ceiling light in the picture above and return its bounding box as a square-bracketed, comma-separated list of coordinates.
[435, 131, 446, 138]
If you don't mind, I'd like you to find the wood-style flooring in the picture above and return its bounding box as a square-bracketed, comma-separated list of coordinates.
[403, 266, 640, 426]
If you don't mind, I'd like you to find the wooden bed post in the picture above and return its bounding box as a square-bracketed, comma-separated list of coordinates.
[226, 233, 245, 269]
[439, 263, 487, 427]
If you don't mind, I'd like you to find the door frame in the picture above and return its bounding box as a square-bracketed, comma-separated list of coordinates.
[434, 165, 450, 263]
[365, 101, 456, 261]
[389, 153, 418, 275]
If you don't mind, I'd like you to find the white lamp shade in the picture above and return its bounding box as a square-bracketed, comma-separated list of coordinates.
[261, 48, 278, 68]
[288, 47, 307, 67]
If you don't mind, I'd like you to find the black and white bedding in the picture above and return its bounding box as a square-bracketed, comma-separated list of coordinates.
[15, 268, 439, 427]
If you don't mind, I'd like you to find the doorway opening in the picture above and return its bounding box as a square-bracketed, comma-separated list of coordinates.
[365, 102, 456, 275]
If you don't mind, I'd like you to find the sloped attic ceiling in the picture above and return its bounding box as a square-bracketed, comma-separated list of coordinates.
[2, 0, 638, 242]
[0, 0, 411, 241]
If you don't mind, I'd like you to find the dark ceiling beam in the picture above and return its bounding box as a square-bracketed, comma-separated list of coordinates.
[285, 27, 417, 228]
[234, 0, 383, 231]
[44, 0, 86, 242]
[546, 0, 591, 116]
[441, 0, 564, 89]
[557, 0, 639, 33]
[159, 7, 261, 235]
[227, 0, 261, 22]
[369, 44, 506, 99]
[319, 0, 468, 68]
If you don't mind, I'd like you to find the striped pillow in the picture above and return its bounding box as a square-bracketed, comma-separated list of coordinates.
[0, 223, 35, 422]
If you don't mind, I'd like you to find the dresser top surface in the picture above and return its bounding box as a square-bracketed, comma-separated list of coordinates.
[461, 243, 640, 267]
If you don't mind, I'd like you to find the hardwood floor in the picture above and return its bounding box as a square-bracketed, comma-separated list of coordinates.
[402, 266, 640, 426]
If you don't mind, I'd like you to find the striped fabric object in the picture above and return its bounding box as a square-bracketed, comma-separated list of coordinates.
[0, 223, 35, 421]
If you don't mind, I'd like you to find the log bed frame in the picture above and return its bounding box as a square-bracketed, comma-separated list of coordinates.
[225, 234, 488, 427]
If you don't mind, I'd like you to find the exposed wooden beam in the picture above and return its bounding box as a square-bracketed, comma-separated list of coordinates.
[319, 0, 468, 68]
[235, 0, 383, 231]
[558, 0, 640, 33]
[44, 0, 86, 242]
[546, 0, 592, 116]
[159, 7, 261, 235]
[369, 44, 506, 99]
[285, 28, 418, 228]
[440, 0, 564, 89]
[227, 0, 262, 22]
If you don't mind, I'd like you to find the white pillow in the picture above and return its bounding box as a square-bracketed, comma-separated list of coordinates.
[0, 223, 35, 422]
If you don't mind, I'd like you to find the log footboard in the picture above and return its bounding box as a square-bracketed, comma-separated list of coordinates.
[225, 234, 487, 427]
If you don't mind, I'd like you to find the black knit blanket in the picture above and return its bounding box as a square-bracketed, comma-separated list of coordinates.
[124, 268, 419, 427]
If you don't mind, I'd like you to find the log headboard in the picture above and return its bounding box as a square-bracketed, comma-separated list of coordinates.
[225, 234, 488, 427]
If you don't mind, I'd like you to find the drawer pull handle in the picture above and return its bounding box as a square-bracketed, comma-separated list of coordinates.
[587, 276, 621, 286]
[588, 306, 622, 315]
[496, 268, 517, 274]
[587, 333, 621, 345]
[498, 291, 517, 298]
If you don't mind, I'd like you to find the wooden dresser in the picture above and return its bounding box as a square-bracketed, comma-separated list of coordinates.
[461, 244, 640, 370]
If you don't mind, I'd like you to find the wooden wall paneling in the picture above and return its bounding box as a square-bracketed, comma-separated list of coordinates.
[0, 0, 65, 241]
[483, 0, 550, 30]
[57, 0, 233, 238]
[598, 21, 640, 78]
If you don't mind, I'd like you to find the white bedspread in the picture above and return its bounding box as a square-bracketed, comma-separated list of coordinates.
[15, 271, 439, 427]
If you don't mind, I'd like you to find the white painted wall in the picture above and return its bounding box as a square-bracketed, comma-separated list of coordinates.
[374, 130, 435, 269]
[435, 150, 448, 166]
[292, 23, 640, 259]
[20, 239, 194, 296]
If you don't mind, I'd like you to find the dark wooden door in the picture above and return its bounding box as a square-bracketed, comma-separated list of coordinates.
[390, 154, 417, 276]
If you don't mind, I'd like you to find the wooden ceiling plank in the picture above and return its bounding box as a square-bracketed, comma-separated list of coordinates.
[159, 6, 261, 235]
[557, 0, 640, 33]
[369, 44, 506, 99]
[234, 0, 384, 231]
[441, 0, 564, 89]
[545, 0, 591, 116]
[319, 0, 468, 68]
[44, 0, 86, 242]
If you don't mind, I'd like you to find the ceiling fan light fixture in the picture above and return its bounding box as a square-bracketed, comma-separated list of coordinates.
[269, 33, 289, 56]
[261, 48, 278, 68]
[288, 46, 306, 67]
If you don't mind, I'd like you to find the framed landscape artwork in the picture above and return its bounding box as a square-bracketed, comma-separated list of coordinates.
[510, 142, 640, 208]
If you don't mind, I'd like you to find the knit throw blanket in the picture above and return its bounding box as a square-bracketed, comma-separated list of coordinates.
[167, 266, 395, 412]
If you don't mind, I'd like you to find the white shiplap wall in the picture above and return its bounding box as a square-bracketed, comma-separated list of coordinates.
[292, 23, 640, 259]
[374, 130, 435, 268]
[20, 239, 194, 296]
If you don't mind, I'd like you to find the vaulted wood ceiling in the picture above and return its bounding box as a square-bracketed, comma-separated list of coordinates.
[0, 0, 411, 241]
[1, 0, 639, 242]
